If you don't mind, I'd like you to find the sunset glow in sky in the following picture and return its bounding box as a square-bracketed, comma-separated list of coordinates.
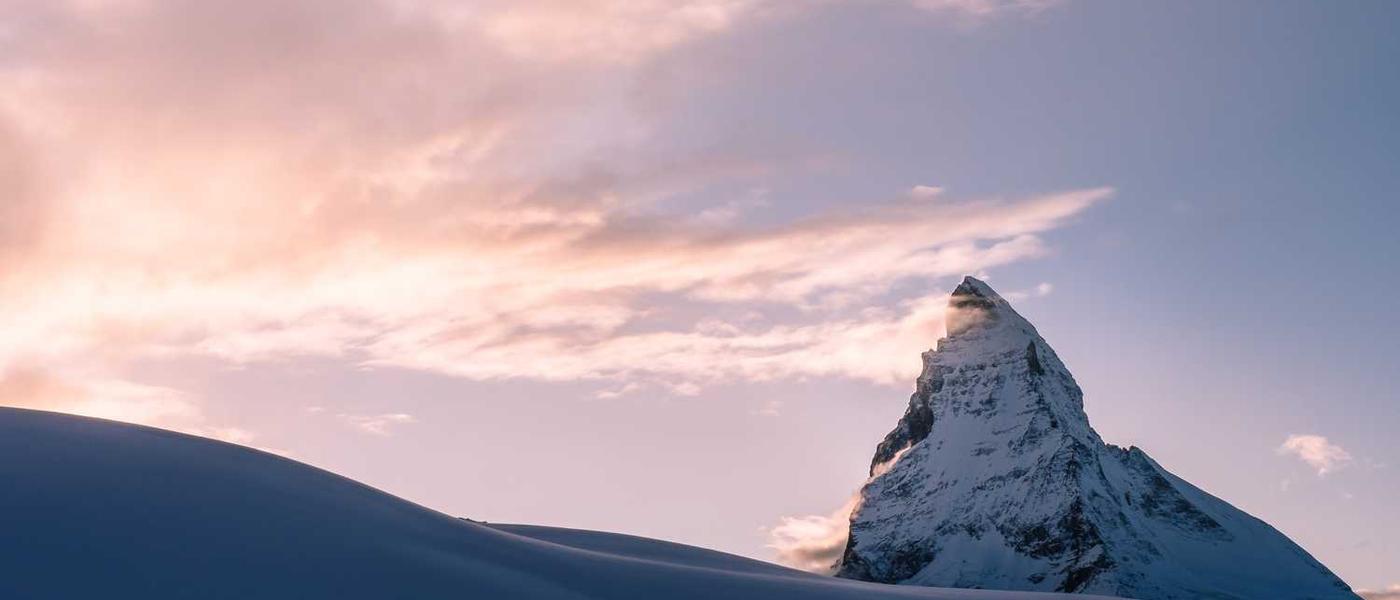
[1, 0, 1396, 593]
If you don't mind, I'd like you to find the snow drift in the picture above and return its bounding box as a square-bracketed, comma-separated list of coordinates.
[0, 406, 1117, 599]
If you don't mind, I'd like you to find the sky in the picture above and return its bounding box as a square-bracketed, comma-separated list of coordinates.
[1, 0, 1397, 594]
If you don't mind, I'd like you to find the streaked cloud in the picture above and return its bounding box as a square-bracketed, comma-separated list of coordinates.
[0, 367, 255, 446]
[1004, 281, 1054, 301]
[752, 399, 783, 417]
[482, 0, 1063, 63]
[1278, 434, 1353, 476]
[1359, 584, 1400, 600]
[0, 0, 1094, 435]
[909, 185, 946, 199]
[477, 0, 765, 63]
[911, 0, 1061, 19]
[338, 412, 417, 436]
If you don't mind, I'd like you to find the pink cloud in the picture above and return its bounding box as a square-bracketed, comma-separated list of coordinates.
[0, 367, 258, 447]
[1279, 434, 1353, 476]
[768, 494, 860, 574]
[0, 0, 1102, 431]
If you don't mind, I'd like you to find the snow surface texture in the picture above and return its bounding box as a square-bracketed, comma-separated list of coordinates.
[0, 407, 1122, 600]
[836, 276, 1360, 600]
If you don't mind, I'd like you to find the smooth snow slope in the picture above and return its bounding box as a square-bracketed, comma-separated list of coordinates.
[0, 408, 1122, 600]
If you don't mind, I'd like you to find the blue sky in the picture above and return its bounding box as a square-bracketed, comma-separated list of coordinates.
[0, 0, 1395, 592]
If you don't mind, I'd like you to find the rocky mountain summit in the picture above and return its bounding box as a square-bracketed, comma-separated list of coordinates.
[835, 276, 1359, 600]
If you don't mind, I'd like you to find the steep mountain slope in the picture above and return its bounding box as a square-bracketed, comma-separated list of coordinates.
[836, 277, 1359, 600]
[0, 406, 1119, 600]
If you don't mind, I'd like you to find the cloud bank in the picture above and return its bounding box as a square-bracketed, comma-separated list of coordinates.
[0, 0, 1094, 434]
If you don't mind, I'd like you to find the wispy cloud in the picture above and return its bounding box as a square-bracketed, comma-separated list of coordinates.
[769, 434, 929, 571]
[338, 413, 417, 436]
[0, 0, 1093, 432]
[1278, 434, 1353, 476]
[751, 399, 784, 417]
[482, 0, 1064, 63]
[767, 494, 860, 574]
[0, 367, 257, 447]
[1359, 584, 1400, 600]
[1004, 281, 1054, 301]
[909, 185, 946, 199]
[477, 0, 770, 64]
[911, 0, 1062, 20]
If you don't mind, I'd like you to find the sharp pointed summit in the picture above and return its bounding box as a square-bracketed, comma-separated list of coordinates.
[944, 276, 1033, 340]
[834, 276, 1360, 600]
[952, 275, 997, 296]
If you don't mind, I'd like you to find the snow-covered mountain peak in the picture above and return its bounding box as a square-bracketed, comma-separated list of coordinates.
[946, 276, 1013, 335]
[942, 277, 1040, 353]
[838, 276, 1360, 600]
[951, 275, 999, 299]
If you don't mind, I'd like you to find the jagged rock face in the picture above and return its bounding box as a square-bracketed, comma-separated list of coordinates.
[836, 277, 1360, 600]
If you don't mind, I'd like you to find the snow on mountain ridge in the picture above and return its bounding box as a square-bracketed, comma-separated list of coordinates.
[0, 406, 1124, 599]
[836, 276, 1360, 600]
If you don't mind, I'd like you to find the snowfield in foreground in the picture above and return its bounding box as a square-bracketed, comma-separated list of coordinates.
[0, 407, 1122, 599]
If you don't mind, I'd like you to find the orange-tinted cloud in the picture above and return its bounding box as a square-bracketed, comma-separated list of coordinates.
[0, 0, 1095, 431]
[0, 367, 256, 445]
